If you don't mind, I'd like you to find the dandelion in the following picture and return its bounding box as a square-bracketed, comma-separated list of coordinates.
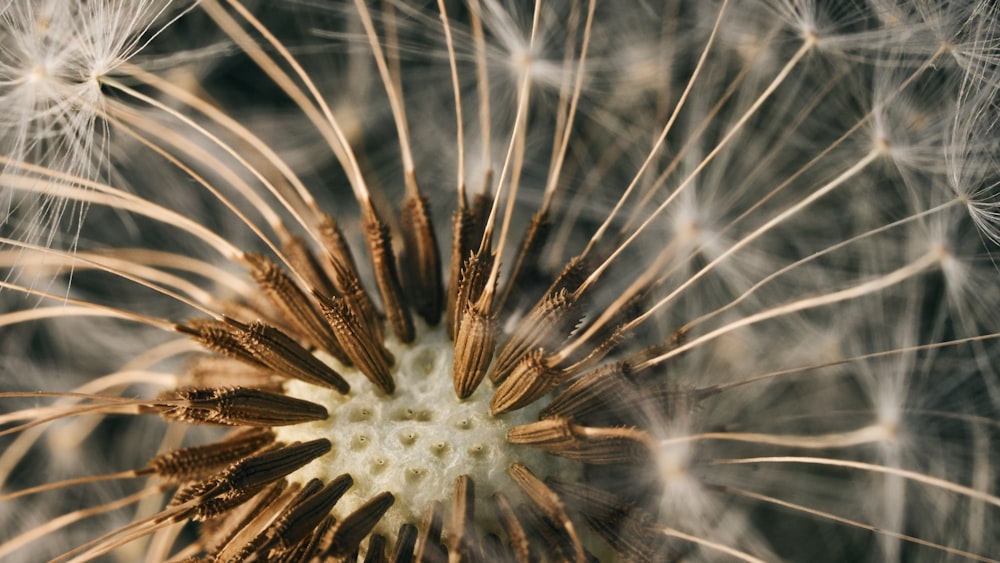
[2, 0, 999, 561]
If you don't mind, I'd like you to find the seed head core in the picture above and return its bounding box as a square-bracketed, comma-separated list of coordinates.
[275, 321, 570, 536]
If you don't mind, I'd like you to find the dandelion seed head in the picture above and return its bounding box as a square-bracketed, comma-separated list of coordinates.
[3, 0, 1000, 561]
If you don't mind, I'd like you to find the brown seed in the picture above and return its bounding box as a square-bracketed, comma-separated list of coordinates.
[365, 534, 389, 563]
[413, 501, 446, 563]
[627, 326, 688, 367]
[177, 319, 264, 369]
[496, 209, 552, 313]
[171, 440, 331, 514]
[448, 475, 475, 562]
[391, 523, 418, 563]
[547, 254, 590, 297]
[316, 291, 396, 394]
[490, 350, 562, 415]
[325, 492, 396, 557]
[540, 362, 632, 422]
[327, 252, 386, 346]
[363, 205, 414, 343]
[559, 290, 646, 378]
[452, 302, 496, 399]
[489, 288, 578, 385]
[446, 192, 491, 340]
[446, 207, 472, 340]
[562, 324, 626, 379]
[507, 463, 584, 563]
[282, 233, 339, 299]
[285, 514, 336, 562]
[211, 480, 300, 561]
[492, 493, 530, 563]
[318, 212, 360, 277]
[228, 440, 332, 492]
[161, 387, 328, 427]
[234, 319, 350, 393]
[268, 474, 353, 551]
[507, 418, 650, 464]
[142, 428, 275, 482]
[400, 192, 443, 326]
[191, 481, 275, 523]
[246, 479, 325, 559]
[244, 253, 351, 365]
[517, 499, 579, 562]
[183, 357, 279, 390]
[480, 533, 508, 563]
[547, 478, 668, 563]
[454, 249, 494, 333]
[200, 481, 287, 556]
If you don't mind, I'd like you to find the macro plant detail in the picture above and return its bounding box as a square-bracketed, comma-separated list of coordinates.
[1, 0, 999, 561]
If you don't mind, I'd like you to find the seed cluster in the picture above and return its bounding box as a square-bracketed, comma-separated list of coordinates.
[275, 323, 567, 538]
[148, 178, 656, 559]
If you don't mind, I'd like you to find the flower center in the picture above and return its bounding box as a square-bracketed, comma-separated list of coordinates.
[274, 321, 562, 536]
